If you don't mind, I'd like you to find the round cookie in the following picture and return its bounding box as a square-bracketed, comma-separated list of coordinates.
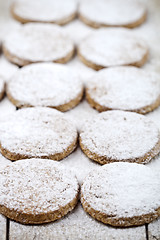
[79, 110, 160, 164]
[79, 0, 146, 28]
[0, 107, 77, 161]
[7, 63, 84, 111]
[11, 0, 77, 25]
[78, 28, 148, 70]
[0, 159, 79, 224]
[3, 23, 75, 66]
[86, 66, 160, 114]
[0, 78, 5, 101]
[81, 162, 160, 227]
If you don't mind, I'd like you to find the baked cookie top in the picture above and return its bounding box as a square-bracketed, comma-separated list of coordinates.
[78, 28, 148, 68]
[86, 66, 160, 114]
[0, 107, 77, 160]
[7, 63, 83, 110]
[80, 110, 160, 163]
[81, 162, 160, 226]
[0, 159, 78, 218]
[11, 0, 77, 24]
[3, 23, 74, 66]
[79, 0, 146, 28]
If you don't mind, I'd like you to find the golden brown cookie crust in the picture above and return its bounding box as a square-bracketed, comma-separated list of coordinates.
[86, 88, 160, 114]
[0, 194, 78, 224]
[79, 131, 160, 165]
[11, 3, 77, 25]
[78, 11, 147, 29]
[7, 86, 84, 112]
[3, 45, 75, 67]
[81, 192, 160, 227]
[77, 48, 148, 71]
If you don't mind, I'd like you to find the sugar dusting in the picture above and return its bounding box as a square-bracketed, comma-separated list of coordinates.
[0, 159, 79, 215]
[87, 66, 160, 111]
[12, 0, 77, 22]
[81, 162, 160, 218]
[3, 23, 74, 63]
[78, 28, 148, 67]
[0, 107, 77, 158]
[80, 110, 160, 162]
[7, 62, 83, 108]
[79, 0, 146, 26]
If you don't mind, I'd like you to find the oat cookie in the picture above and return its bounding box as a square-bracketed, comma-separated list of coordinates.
[79, 0, 146, 28]
[11, 0, 77, 25]
[0, 107, 77, 160]
[7, 63, 83, 111]
[0, 159, 79, 224]
[86, 66, 160, 114]
[3, 23, 75, 66]
[78, 28, 148, 70]
[81, 162, 160, 227]
[79, 110, 160, 164]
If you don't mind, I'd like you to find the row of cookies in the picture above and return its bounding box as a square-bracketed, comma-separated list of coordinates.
[11, 0, 146, 28]
[0, 157, 159, 227]
[1, 23, 148, 69]
[0, 107, 159, 165]
[0, 62, 159, 114]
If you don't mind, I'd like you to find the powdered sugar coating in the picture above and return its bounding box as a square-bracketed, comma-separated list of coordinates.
[3, 23, 74, 65]
[81, 162, 160, 219]
[80, 110, 160, 162]
[0, 107, 77, 159]
[87, 66, 160, 113]
[78, 28, 148, 67]
[12, 0, 77, 23]
[7, 63, 83, 109]
[0, 159, 79, 215]
[79, 0, 146, 26]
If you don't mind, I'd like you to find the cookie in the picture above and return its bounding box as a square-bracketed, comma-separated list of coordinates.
[78, 28, 148, 70]
[0, 78, 5, 101]
[86, 66, 160, 114]
[11, 0, 77, 25]
[7, 63, 83, 111]
[81, 162, 160, 227]
[3, 23, 75, 66]
[0, 159, 79, 224]
[79, 0, 146, 28]
[79, 110, 160, 164]
[0, 107, 77, 161]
